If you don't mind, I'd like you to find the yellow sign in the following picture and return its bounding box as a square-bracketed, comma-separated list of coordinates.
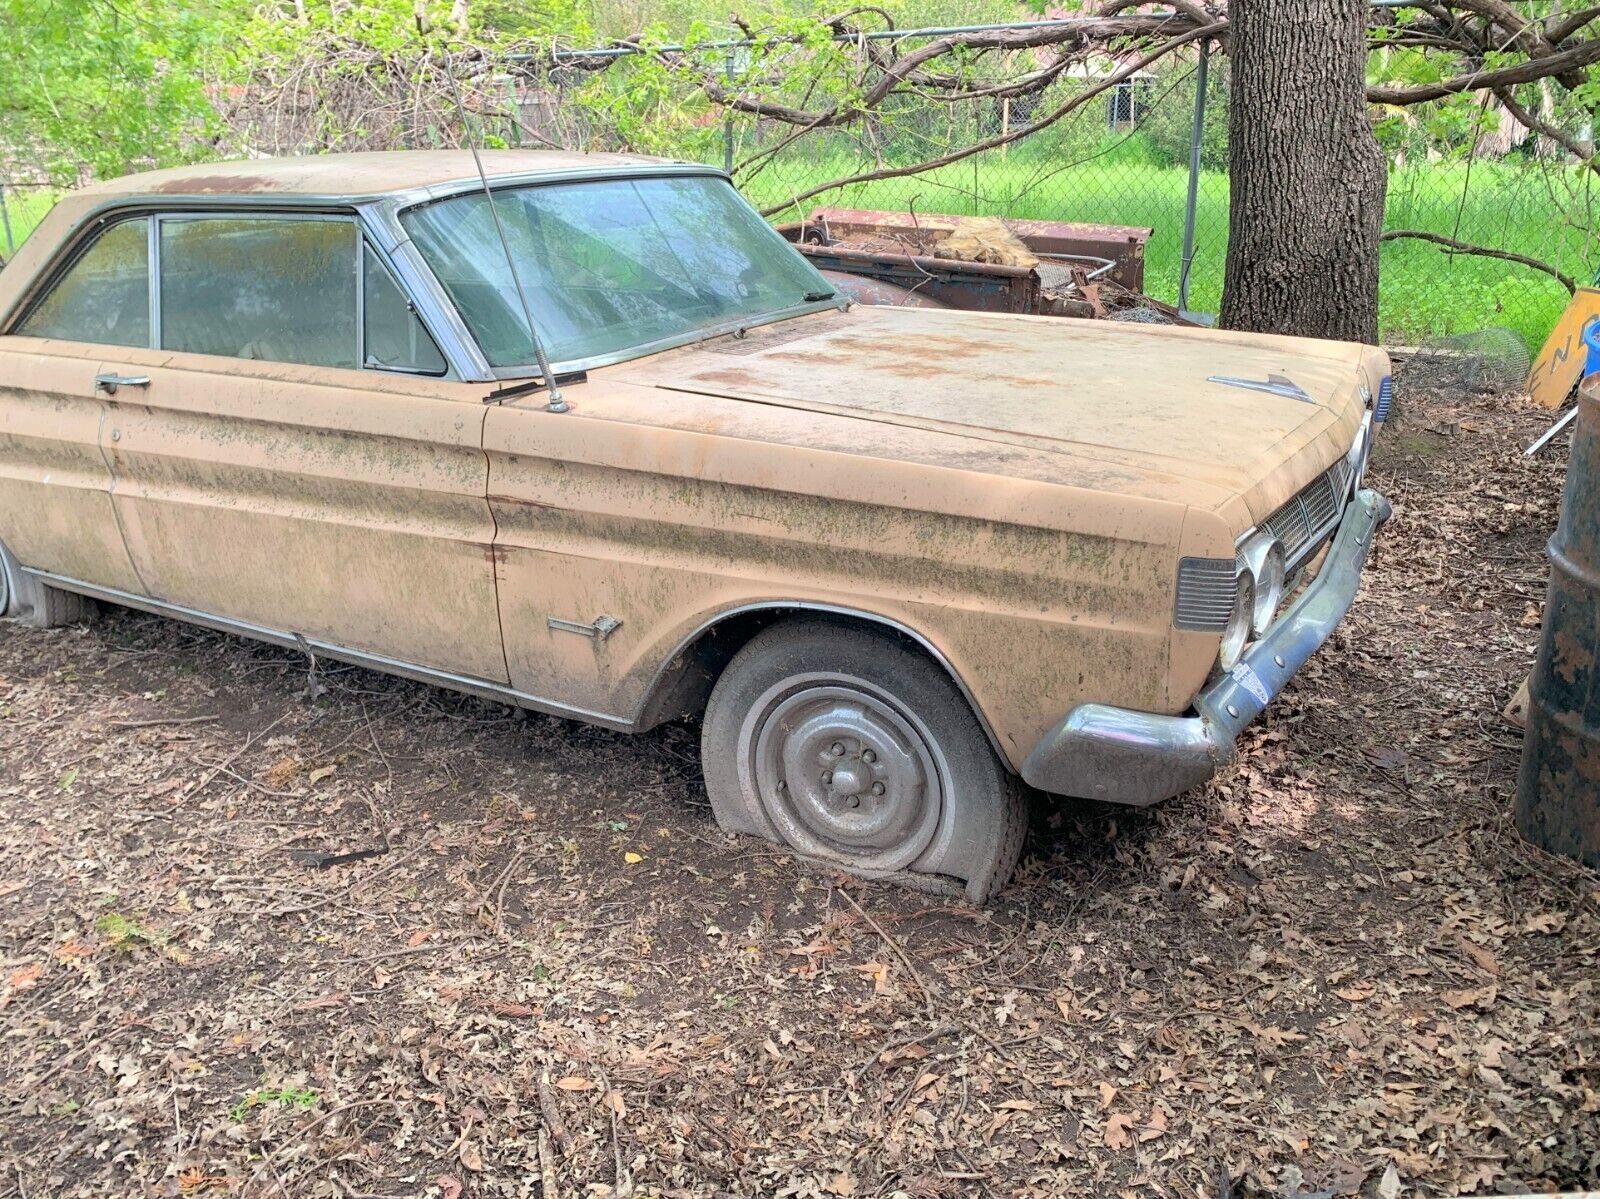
[1528, 286, 1600, 409]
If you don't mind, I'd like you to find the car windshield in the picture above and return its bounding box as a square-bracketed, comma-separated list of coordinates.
[400, 174, 832, 369]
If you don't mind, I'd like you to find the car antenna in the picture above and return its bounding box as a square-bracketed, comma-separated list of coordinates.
[441, 49, 567, 413]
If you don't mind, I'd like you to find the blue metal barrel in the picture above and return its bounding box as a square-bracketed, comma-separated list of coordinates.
[1516, 377, 1600, 866]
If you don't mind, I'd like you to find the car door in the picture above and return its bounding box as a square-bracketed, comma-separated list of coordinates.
[0, 215, 147, 593]
[91, 210, 507, 683]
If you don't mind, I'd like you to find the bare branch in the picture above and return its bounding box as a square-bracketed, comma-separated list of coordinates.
[1546, 5, 1600, 44]
[757, 21, 1227, 218]
[1366, 35, 1600, 102]
[1380, 228, 1577, 291]
[1493, 86, 1595, 162]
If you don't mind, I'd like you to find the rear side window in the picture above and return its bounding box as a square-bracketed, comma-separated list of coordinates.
[158, 217, 358, 368]
[16, 218, 151, 347]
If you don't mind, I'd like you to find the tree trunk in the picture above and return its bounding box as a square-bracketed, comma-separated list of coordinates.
[1220, 0, 1386, 342]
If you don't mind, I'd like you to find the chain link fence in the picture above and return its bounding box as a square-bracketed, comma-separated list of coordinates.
[4, 18, 1595, 352]
[517, 23, 1595, 352]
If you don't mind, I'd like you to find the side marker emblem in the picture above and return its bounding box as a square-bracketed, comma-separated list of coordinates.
[1207, 373, 1315, 403]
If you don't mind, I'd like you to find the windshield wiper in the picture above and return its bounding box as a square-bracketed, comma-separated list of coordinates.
[802, 290, 836, 303]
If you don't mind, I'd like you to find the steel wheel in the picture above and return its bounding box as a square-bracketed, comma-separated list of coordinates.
[743, 676, 949, 873]
[702, 618, 1027, 903]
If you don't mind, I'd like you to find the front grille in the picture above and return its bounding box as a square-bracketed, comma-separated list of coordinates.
[1262, 459, 1352, 568]
[1174, 556, 1236, 632]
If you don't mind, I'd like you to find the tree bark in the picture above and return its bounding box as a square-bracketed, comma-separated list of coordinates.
[1220, 0, 1387, 342]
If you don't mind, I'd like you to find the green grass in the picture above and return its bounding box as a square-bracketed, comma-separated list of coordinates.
[0, 186, 61, 260]
[4, 147, 1585, 349]
[742, 145, 1587, 350]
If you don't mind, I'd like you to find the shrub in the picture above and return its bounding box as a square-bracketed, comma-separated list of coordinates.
[1139, 56, 1229, 172]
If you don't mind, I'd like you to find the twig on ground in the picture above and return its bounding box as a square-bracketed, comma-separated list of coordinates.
[538, 1073, 574, 1155]
[537, 1128, 562, 1199]
[839, 887, 937, 1023]
[108, 714, 219, 729]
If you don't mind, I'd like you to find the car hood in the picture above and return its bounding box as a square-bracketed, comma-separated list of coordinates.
[613, 305, 1370, 525]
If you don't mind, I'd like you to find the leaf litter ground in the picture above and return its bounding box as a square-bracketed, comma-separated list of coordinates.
[0, 365, 1596, 1199]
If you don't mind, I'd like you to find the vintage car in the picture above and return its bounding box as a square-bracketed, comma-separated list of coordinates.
[0, 151, 1390, 901]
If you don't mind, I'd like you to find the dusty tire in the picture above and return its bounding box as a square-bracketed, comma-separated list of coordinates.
[0, 540, 94, 628]
[702, 619, 1025, 903]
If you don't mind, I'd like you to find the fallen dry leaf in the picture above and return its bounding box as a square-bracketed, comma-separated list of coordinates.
[1378, 1162, 1402, 1199]
[1104, 1112, 1134, 1150]
[1459, 940, 1500, 975]
[850, 960, 889, 993]
[1138, 1106, 1168, 1142]
[554, 1075, 596, 1092]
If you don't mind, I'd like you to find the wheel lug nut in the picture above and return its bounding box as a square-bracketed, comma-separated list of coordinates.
[871, 782, 886, 796]
[848, 796, 861, 808]
[830, 742, 845, 756]
[822, 771, 833, 785]
[862, 749, 876, 764]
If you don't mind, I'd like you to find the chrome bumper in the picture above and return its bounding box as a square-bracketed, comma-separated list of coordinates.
[1020, 487, 1392, 805]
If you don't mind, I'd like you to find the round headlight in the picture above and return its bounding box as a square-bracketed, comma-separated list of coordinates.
[1218, 567, 1254, 671]
[1239, 532, 1286, 636]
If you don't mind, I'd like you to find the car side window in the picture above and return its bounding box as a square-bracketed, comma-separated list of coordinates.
[363, 244, 446, 375]
[159, 216, 359, 367]
[16, 218, 151, 348]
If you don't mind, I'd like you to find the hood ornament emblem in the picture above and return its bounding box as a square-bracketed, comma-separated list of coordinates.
[1206, 373, 1315, 403]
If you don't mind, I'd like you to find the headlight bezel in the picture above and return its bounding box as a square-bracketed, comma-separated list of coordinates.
[1217, 567, 1254, 671]
[1238, 531, 1286, 636]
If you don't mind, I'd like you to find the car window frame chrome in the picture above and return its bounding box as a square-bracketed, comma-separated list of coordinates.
[152, 209, 364, 368]
[0, 163, 847, 384]
[3, 195, 476, 382]
[7, 210, 155, 348]
[359, 240, 450, 378]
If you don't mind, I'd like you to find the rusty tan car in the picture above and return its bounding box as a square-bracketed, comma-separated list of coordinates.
[0, 151, 1392, 901]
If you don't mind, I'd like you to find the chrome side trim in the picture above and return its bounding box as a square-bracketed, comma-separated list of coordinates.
[1022, 487, 1391, 804]
[19, 574, 1002, 760]
[19, 569, 638, 731]
[637, 599, 1009, 763]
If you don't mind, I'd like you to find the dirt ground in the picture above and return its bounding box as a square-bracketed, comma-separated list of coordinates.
[0, 368, 1596, 1199]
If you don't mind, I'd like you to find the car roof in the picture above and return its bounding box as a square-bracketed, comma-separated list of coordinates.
[72, 149, 679, 200]
[0, 150, 691, 326]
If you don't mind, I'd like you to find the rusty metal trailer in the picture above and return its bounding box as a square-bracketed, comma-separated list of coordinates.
[775, 206, 1162, 320]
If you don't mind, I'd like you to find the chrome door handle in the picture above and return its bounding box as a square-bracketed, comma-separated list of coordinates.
[94, 373, 150, 395]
